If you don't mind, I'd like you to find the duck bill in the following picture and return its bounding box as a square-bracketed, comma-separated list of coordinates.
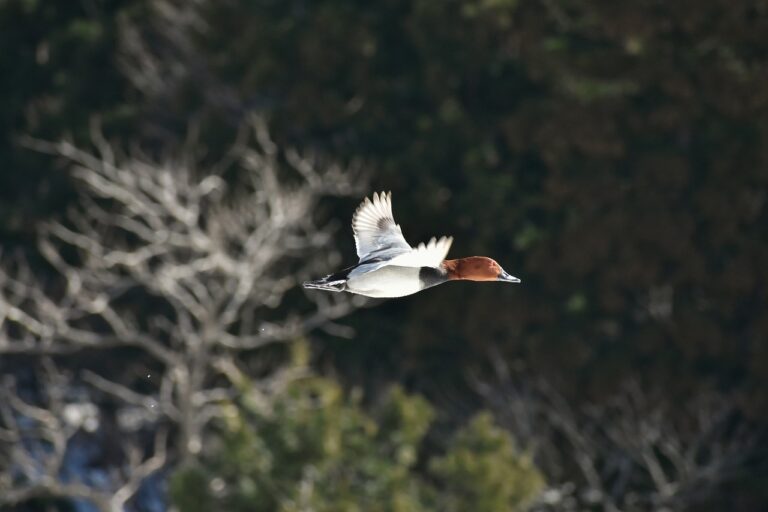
[498, 269, 521, 283]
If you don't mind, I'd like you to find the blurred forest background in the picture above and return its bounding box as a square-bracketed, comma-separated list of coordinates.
[1, 0, 767, 510]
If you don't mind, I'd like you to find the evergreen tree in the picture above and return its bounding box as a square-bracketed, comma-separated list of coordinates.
[170, 344, 543, 512]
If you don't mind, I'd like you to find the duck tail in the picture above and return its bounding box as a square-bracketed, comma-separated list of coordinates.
[302, 277, 346, 293]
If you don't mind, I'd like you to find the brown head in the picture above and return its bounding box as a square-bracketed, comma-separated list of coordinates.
[442, 256, 521, 283]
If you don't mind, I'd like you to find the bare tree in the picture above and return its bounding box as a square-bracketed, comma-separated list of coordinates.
[0, 359, 167, 511]
[468, 351, 761, 512]
[117, 0, 253, 129]
[117, 0, 205, 101]
[0, 118, 365, 510]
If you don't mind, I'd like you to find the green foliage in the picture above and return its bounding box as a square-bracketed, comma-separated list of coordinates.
[5, 1, 768, 410]
[170, 370, 543, 512]
[205, 0, 767, 425]
[0, 0, 145, 236]
[4, 0, 768, 507]
[430, 413, 543, 512]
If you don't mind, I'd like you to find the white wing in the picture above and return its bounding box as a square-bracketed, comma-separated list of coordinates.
[352, 191, 411, 261]
[351, 191, 453, 270]
[382, 236, 454, 268]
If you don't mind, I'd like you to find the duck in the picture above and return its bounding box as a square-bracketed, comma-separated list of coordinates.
[303, 191, 520, 298]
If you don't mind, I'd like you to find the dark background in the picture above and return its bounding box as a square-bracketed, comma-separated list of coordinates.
[2, 0, 767, 509]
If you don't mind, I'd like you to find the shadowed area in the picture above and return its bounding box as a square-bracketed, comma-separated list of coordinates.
[1, 0, 767, 510]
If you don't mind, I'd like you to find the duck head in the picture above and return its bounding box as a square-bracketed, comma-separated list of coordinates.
[443, 256, 520, 283]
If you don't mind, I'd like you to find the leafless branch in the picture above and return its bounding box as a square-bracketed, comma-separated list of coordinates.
[468, 353, 761, 512]
[2, 117, 366, 507]
[0, 363, 167, 512]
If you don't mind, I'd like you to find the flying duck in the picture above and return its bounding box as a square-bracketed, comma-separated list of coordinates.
[303, 191, 520, 298]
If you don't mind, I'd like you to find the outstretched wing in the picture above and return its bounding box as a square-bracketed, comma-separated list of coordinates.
[352, 191, 411, 261]
[351, 191, 453, 270]
[382, 235, 454, 268]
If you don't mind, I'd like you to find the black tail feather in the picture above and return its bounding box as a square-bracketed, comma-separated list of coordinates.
[303, 264, 356, 293]
[302, 278, 346, 292]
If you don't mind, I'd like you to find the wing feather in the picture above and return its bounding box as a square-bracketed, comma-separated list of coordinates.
[352, 191, 411, 261]
[351, 191, 453, 269]
[383, 236, 453, 268]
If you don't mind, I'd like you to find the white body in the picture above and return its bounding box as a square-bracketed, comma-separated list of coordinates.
[345, 265, 425, 298]
[303, 192, 519, 297]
